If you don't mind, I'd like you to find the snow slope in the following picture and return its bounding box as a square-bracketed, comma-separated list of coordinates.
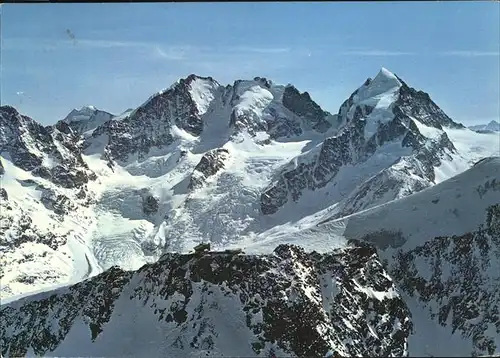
[235, 155, 500, 255]
[340, 156, 500, 249]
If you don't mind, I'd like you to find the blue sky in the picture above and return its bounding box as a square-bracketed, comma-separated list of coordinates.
[1, 2, 499, 125]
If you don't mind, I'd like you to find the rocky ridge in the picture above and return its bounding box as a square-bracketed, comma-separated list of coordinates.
[0, 243, 411, 357]
[389, 204, 500, 356]
[0, 106, 96, 189]
[260, 68, 460, 215]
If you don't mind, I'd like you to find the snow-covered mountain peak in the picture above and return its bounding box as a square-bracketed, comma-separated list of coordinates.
[470, 119, 500, 133]
[337, 68, 399, 130]
[82, 74, 338, 165]
[351, 68, 401, 104]
[61, 106, 115, 136]
[226, 77, 333, 139]
[487, 119, 500, 127]
[185, 75, 220, 116]
[81, 105, 96, 111]
[134, 74, 220, 120]
[363, 67, 401, 97]
[377, 66, 399, 81]
[64, 105, 98, 121]
[260, 67, 477, 215]
[136, 74, 219, 112]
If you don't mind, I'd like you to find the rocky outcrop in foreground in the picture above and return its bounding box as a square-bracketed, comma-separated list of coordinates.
[0, 243, 411, 357]
[390, 204, 500, 357]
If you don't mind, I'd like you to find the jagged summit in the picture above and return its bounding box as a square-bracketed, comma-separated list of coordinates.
[80, 105, 96, 111]
[378, 66, 398, 79]
[470, 119, 500, 132]
[338, 67, 463, 133]
[0, 104, 22, 116]
[0, 105, 95, 188]
[64, 105, 100, 121]
[61, 106, 114, 135]
[366, 67, 402, 94]
[85, 73, 335, 164]
[163, 74, 219, 93]
[260, 67, 473, 215]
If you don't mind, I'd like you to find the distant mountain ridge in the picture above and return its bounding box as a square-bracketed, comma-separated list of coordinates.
[469, 120, 500, 133]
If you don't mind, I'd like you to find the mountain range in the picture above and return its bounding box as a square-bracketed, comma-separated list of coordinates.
[1, 67, 499, 357]
[469, 120, 500, 133]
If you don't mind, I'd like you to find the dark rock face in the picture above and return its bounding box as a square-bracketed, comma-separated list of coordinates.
[55, 120, 73, 135]
[89, 75, 218, 163]
[131, 75, 208, 137]
[0, 243, 412, 357]
[282, 85, 332, 133]
[39, 186, 75, 215]
[261, 119, 367, 215]
[390, 204, 500, 356]
[0, 106, 94, 189]
[142, 194, 159, 215]
[0, 188, 7, 201]
[264, 106, 303, 139]
[395, 78, 465, 130]
[253, 76, 273, 89]
[92, 118, 175, 164]
[330, 127, 456, 218]
[229, 107, 267, 137]
[414, 132, 456, 182]
[0, 157, 4, 176]
[188, 148, 230, 190]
